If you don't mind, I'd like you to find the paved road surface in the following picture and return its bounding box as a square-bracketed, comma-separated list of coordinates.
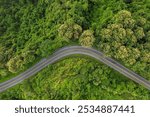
[0, 46, 150, 93]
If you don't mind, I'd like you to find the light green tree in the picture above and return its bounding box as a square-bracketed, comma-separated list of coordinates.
[58, 22, 82, 41]
[79, 30, 95, 47]
[7, 56, 24, 73]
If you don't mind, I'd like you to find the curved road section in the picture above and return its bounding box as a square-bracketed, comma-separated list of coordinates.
[0, 46, 150, 92]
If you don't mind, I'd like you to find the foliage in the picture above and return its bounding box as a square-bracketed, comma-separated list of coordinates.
[58, 22, 82, 42]
[99, 10, 149, 70]
[0, 0, 149, 100]
[79, 30, 95, 47]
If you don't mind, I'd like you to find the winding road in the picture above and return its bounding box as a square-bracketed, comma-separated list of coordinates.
[0, 46, 150, 93]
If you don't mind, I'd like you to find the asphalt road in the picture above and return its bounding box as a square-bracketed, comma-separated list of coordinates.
[0, 46, 150, 93]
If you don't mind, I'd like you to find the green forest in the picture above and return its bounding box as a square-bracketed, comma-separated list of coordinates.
[0, 0, 150, 99]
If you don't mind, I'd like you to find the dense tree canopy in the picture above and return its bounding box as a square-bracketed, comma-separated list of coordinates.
[0, 0, 149, 99]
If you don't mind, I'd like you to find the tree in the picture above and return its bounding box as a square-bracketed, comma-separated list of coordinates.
[115, 46, 129, 59]
[21, 51, 35, 64]
[0, 69, 8, 77]
[58, 22, 82, 42]
[126, 29, 137, 45]
[99, 10, 148, 67]
[113, 10, 135, 29]
[79, 30, 95, 47]
[141, 51, 150, 63]
[100, 10, 146, 45]
[134, 27, 145, 40]
[7, 56, 24, 73]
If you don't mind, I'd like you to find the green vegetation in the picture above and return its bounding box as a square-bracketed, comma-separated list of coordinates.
[79, 30, 95, 47]
[58, 22, 82, 42]
[0, 0, 150, 99]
